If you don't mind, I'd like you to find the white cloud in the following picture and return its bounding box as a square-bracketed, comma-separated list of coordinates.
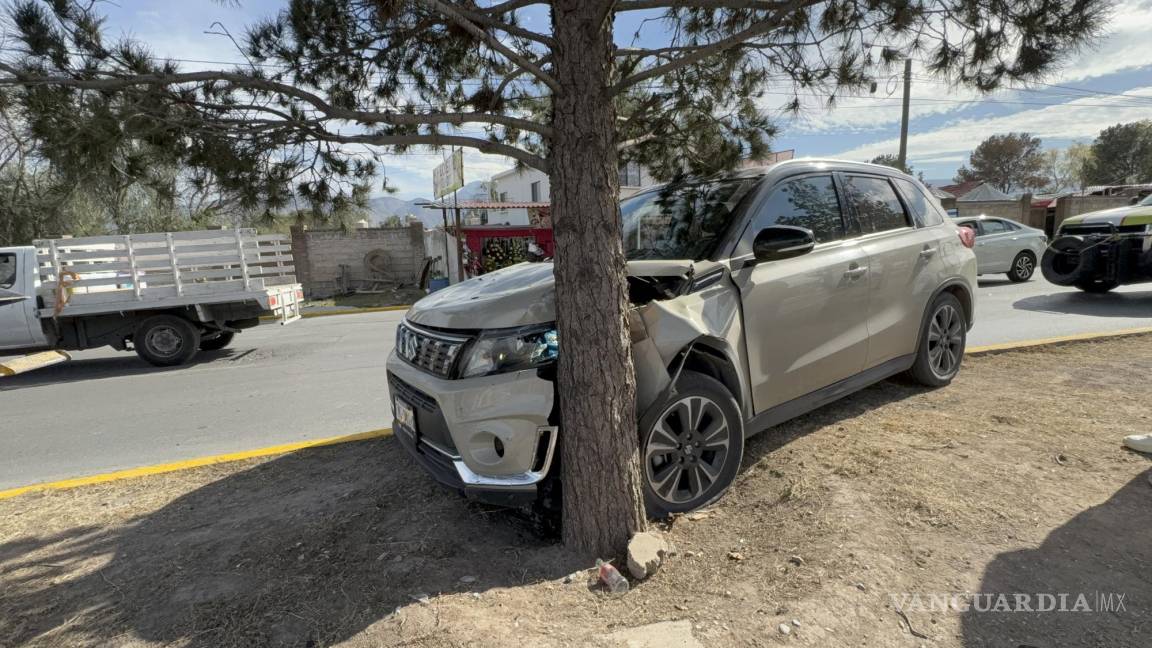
[831, 86, 1152, 162]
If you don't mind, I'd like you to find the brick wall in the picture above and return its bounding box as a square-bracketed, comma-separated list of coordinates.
[290, 223, 426, 298]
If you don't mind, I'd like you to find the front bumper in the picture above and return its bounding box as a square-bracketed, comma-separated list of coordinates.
[386, 352, 557, 507]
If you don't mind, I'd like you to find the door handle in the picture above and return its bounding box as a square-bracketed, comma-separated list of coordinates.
[843, 264, 868, 280]
[919, 247, 938, 259]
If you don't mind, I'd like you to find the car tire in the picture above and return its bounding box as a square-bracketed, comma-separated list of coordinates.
[1074, 278, 1119, 293]
[907, 292, 966, 387]
[134, 315, 201, 366]
[1040, 235, 1096, 286]
[1006, 251, 1036, 282]
[199, 331, 236, 351]
[639, 370, 744, 517]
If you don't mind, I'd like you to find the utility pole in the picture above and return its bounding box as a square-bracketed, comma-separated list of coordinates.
[897, 57, 912, 170]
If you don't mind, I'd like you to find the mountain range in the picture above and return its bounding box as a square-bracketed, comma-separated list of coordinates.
[367, 181, 490, 228]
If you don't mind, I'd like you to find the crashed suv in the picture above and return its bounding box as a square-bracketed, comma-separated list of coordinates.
[1041, 194, 1152, 292]
[387, 159, 977, 515]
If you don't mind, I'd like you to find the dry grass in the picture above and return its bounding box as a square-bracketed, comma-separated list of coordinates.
[2, 336, 1151, 647]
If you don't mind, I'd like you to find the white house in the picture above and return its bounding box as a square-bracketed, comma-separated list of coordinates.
[490, 162, 658, 207]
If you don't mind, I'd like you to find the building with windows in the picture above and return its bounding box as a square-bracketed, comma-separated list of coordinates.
[489, 162, 657, 211]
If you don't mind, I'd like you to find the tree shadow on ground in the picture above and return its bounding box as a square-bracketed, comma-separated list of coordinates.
[962, 468, 1152, 648]
[0, 437, 579, 647]
[1013, 290, 1152, 318]
[0, 348, 237, 391]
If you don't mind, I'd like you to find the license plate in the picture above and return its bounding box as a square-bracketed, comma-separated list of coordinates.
[394, 398, 416, 435]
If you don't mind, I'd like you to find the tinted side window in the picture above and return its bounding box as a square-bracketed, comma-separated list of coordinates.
[845, 176, 911, 234]
[0, 253, 15, 289]
[894, 178, 945, 227]
[750, 175, 845, 244]
[980, 220, 1010, 235]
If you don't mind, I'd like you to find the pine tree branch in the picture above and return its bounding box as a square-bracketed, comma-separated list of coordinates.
[452, 4, 556, 47]
[616, 0, 795, 9]
[415, 0, 559, 92]
[610, 0, 819, 95]
[306, 131, 550, 173]
[0, 63, 552, 136]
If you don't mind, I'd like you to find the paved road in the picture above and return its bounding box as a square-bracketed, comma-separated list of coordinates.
[967, 275, 1151, 346]
[1, 276, 1148, 489]
[1, 312, 404, 489]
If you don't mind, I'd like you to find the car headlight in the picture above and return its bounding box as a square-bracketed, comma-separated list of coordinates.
[459, 325, 558, 378]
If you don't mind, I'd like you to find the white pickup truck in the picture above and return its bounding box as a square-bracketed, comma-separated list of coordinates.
[0, 229, 302, 367]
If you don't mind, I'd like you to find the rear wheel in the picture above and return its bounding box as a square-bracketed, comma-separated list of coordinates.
[907, 293, 966, 387]
[640, 371, 744, 517]
[1007, 251, 1036, 282]
[134, 315, 201, 366]
[199, 331, 235, 351]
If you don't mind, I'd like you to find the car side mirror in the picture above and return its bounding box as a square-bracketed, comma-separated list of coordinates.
[751, 225, 816, 263]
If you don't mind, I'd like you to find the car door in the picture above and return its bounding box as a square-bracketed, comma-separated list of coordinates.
[973, 218, 1016, 272]
[842, 174, 945, 370]
[0, 250, 39, 350]
[730, 173, 870, 412]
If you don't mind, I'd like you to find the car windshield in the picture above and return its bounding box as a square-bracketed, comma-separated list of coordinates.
[1138, 194, 1152, 206]
[622, 178, 758, 260]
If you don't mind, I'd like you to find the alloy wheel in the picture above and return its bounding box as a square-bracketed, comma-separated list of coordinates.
[644, 395, 732, 505]
[1015, 254, 1034, 277]
[927, 304, 963, 379]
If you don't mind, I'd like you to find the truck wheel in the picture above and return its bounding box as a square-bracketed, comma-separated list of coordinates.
[639, 370, 744, 517]
[907, 292, 966, 387]
[1074, 278, 1119, 293]
[199, 331, 236, 351]
[1040, 235, 1096, 286]
[1006, 251, 1036, 282]
[135, 315, 201, 366]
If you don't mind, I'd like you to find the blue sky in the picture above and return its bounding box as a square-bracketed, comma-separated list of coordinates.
[103, 1, 1152, 197]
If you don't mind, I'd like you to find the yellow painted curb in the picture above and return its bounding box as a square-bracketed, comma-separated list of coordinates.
[260, 305, 411, 321]
[0, 428, 393, 501]
[966, 326, 1152, 355]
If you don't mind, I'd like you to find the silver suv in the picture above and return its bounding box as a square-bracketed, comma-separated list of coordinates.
[387, 159, 977, 514]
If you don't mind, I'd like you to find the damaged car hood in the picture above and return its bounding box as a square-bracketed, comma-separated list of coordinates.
[405, 260, 699, 330]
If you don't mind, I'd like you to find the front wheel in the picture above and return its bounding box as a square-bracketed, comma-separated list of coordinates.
[134, 315, 201, 367]
[907, 293, 966, 387]
[640, 370, 744, 517]
[1007, 252, 1036, 282]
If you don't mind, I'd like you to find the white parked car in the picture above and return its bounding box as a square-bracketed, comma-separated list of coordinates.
[954, 215, 1047, 282]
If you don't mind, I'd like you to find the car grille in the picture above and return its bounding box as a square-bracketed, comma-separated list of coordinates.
[395, 322, 469, 378]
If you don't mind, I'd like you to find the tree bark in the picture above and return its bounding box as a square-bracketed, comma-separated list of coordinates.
[549, 0, 647, 557]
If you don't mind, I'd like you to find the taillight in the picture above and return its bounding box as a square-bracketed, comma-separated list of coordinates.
[957, 227, 976, 249]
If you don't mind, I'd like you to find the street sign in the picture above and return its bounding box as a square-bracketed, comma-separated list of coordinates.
[433, 149, 464, 198]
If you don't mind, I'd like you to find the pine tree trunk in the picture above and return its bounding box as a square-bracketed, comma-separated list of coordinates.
[549, 0, 647, 557]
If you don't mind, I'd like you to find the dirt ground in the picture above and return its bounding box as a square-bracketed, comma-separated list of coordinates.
[2, 336, 1151, 648]
[303, 287, 426, 310]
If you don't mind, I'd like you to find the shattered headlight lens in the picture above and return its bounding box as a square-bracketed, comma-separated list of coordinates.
[459, 325, 558, 378]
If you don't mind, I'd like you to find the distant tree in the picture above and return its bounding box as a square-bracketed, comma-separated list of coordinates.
[1084, 120, 1152, 186]
[1039, 149, 1078, 193]
[954, 133, 1046, 193]
[1065, 142, 1096, 191]
[382, 214, 404, 227]
[1, 0, 1115, 556]
[869, 154, 913, 175]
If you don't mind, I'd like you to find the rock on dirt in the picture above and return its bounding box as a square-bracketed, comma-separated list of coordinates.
[627, 532, 669, 580]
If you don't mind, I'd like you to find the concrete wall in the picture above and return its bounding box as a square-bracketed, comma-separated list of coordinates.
[1054, 195, 1132, 231]
[956, 197, 1030, 222]
[291, 223, 425, 298]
